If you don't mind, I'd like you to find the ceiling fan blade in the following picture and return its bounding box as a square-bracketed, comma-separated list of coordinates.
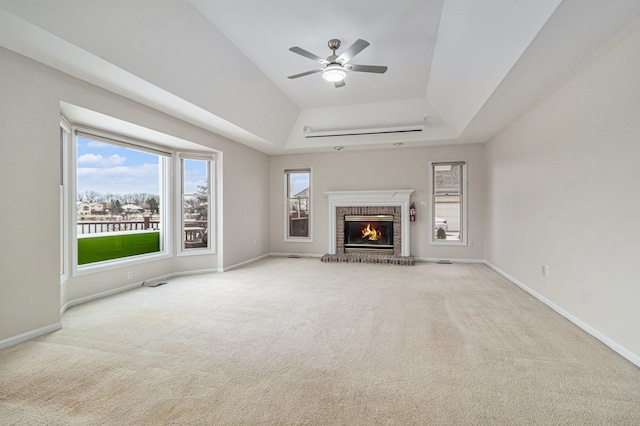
[334, 80, 346, 88]
[347, 64, 388, 74]
[289, 47, 329, 64]
[336, 39, 370, 64]
[287, 69, 323, 79]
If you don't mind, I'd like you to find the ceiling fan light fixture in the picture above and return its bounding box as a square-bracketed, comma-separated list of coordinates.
[322, 64, 347, 82]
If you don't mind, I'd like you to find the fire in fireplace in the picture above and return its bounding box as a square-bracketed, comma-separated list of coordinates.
[344, 215, 394, 253]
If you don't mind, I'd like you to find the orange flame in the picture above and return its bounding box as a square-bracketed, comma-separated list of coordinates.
[361, 223, 383, 241]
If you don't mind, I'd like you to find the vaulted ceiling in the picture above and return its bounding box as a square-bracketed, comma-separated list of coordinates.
[1, 0, 639, 154]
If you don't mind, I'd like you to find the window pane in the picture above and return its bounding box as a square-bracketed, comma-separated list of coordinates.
[434, 194, 461, 240]
[288, 172, 309, 198]
[182, 158, 210, 250]
[60, 125, 67, 278]
[183, 159, 207, 194]
[433, 163, 463, 241]
[76, 136, 162, 264]
[434, 164, 461, 194]
[286, 171, 310, 239]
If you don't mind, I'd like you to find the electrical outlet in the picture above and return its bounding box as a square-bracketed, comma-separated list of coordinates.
[127, 272, 133, 280]
[254, 239, 259, 246]
[468, 240, 473, 247]
[541, 265, 550, 277]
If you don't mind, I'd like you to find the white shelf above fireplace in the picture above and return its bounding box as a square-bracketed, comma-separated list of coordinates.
[325, 190, 414, 257]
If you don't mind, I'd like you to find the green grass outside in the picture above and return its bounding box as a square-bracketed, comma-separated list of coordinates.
[78, 231, 160, 265]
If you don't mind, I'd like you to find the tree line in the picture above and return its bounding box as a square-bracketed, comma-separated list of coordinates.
[78, 191, 160, 214]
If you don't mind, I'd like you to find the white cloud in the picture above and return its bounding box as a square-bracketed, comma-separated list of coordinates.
[100, 154, 126, 167]
[78, 153, 103, 164]
[78, 153, 126, 167]
[77, 164, 159, 194]
[87, 141, 110, 148]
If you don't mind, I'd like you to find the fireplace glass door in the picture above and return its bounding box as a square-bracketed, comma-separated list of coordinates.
[344, 215, 393, 253]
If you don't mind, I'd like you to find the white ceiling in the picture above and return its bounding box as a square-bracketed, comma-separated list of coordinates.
[189, 0, 441, 110]
[1, 0, 640, 154]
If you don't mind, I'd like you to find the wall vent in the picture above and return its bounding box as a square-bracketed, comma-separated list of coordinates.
[303, 120, 427, 139]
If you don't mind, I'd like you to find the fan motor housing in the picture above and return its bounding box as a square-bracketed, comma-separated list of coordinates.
[328, 39, 341, 51]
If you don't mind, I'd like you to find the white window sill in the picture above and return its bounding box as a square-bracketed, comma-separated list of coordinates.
[285, 238, 313, 243]
[74, 251, 171, 277]
[429, 240, 467, 246]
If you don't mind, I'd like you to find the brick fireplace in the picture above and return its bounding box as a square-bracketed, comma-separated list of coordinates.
[325, 190, 413, 257]
[337, 206, 401, 255]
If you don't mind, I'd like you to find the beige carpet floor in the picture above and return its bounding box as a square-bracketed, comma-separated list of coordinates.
[1, 258, 639, 425]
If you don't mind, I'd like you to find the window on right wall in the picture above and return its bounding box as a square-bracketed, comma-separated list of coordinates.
[430, 161, 467, 245]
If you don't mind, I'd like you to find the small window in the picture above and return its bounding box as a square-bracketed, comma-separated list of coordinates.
[179, 154, 214, 254]
[430, 161, 467, 244]
[284, 169, 311, 241]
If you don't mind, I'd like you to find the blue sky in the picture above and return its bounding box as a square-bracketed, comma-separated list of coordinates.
[183, 159, 208, 194]
[289, 172, 309, 197]
[77, 138, 160, 196]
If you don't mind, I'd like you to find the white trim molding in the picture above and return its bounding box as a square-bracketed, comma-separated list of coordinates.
[222, 254, 271, 272]
[0, 322, 62, 350]
[325, 189, 414, 257]
[61, 281, 144, 315]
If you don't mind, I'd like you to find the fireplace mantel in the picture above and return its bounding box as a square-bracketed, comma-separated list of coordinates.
[325, 190, 414, 256]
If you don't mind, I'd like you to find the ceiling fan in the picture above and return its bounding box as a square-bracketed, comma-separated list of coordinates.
[287, 39, 388, 88]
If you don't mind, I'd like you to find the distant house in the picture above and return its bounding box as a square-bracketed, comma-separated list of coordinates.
[292, 188, 308, 199]
[77, 202, 91, 216]
[121, 204, 144, 213]
[90, 203, 105, 213]
[77, 202, 105, 215]
[291, 188, 309, 213]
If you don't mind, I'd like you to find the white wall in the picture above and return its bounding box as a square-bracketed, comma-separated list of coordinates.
[269, 144, 486, 260]
[0, 50, 61, 342]
[0, 47, 271, 344]
[220, 142, 271, 269]
[486, 24, 640, 359]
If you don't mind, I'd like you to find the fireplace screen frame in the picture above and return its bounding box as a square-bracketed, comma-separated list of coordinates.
[344, 214, 394, 254]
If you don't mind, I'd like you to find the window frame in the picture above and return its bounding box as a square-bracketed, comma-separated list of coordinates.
[429, 160, 468, 246]
[177, 152, 216, 255]
[60, 117, 71, 284]
[71, 127, 172, 276]
[284, 168, 312, 242]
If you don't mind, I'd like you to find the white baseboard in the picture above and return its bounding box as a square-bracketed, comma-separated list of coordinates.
[164, 267, 218, 277]
[61, 281, 144, 315]
[485, 261, 640, 368]
[417, 257, 485, 264]
[0, 322, 62, 350]
[270, 252, 324, 259]
[222, 254, 271, 271]
[61, 268, 221, 315]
